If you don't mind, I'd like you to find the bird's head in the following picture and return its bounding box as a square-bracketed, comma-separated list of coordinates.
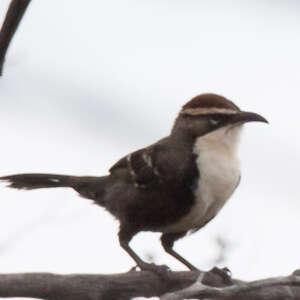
[172, 94, 268, 142]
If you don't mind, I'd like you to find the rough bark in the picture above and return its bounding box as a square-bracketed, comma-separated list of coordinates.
[0, 0, 32, 75]
[0, 269, 299, 300]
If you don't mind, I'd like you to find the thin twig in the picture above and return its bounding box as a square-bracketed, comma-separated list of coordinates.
[0, 0, 32, 76]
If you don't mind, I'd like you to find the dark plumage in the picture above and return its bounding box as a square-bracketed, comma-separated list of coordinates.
[0, 93, 268, 272]
[182, 93, 240, 111]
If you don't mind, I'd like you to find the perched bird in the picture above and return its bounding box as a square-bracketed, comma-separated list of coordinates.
[0, 93, 268, 273]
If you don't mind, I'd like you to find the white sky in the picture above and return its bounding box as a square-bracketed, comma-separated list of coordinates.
[0, 1, 300, 299]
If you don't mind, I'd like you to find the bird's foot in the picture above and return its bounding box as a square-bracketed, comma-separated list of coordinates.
[187, 265, 200, 272]
[210, 266, 232, 284]
[137, 262, 171, 278]
[127, 266, 139, 273]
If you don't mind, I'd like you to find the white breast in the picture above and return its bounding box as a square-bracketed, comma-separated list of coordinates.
[163, 125, 242, 233]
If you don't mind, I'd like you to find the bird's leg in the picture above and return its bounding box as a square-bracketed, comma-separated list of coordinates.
[119, 227, 170, 275]
[161, 232, 199, 271]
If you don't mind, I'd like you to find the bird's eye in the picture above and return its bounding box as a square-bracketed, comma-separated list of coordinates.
[209, 116, 222, 126]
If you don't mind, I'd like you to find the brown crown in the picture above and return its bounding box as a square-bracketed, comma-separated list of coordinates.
[182, 93, 240, 111]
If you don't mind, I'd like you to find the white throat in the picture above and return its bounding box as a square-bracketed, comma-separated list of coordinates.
[196, 124, 243, 157]
[164, 125, 242, 233]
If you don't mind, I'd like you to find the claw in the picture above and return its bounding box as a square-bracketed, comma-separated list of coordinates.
[128, 265, 138, 273]
[210, 266, 233, 284]
[222, 267, 232, 277]
[138, 262, 171, 278]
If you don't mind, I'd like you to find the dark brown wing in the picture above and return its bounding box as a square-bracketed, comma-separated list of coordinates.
[109, 136, 199, 191]
[109, 146, 162, 188]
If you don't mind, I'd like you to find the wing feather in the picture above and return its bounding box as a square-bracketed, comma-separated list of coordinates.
[109, 147, 161, 188]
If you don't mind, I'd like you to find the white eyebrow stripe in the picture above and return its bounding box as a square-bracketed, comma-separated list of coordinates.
[180, 107, 238, 116]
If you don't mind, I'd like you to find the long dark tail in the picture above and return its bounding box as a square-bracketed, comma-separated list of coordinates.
[0, 173, 107, 202]
[0, 173, 77, 190]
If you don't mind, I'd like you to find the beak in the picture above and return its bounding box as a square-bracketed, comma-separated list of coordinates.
[231, 111, 269, 124]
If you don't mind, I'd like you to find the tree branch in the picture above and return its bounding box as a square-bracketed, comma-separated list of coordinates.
[161, 272, 300, 300]
[0, 0, 32, 76]
[0, 269, 299, 300]
[0, 270, 201, 300]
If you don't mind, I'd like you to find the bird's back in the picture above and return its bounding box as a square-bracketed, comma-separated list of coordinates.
[102, 136, 200, 232]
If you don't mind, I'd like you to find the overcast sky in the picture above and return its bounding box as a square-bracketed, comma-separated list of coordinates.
[0, 1, 300, 299]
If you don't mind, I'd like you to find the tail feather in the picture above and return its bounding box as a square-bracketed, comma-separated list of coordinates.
[0, 173, 108, 204]
[0, 173, 76, 190]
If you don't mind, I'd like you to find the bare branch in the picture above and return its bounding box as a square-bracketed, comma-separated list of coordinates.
[0, 270, 201, 300]
[0, 269, 299, 300]
[0, 0, 32, 76]
[161, 271, 300, 300]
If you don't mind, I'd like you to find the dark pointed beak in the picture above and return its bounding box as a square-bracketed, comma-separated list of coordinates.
[231, 111, 269, 124]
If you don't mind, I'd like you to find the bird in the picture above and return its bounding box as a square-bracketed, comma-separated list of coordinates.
[0, 93, 268, 273]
